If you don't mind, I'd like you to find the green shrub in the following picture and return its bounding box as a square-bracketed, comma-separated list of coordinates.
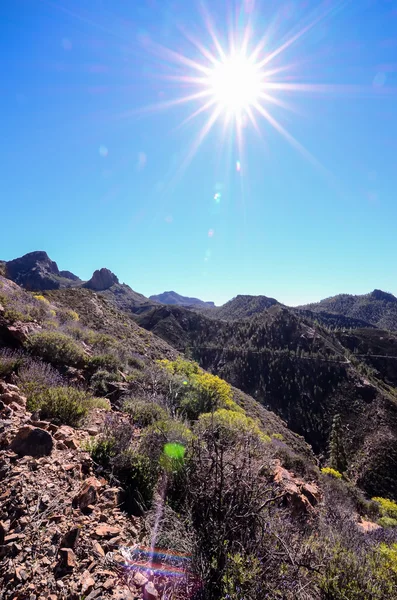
[28, 386, 99, 426]
[90, 369, 121, 396]
[25, 331, 86, 367]
[197, 409, 270, 446]
[322, 466, 343, 479]
[88, 353, 123, 374]
[116, 450, 159, 514]
[317, 539, 397, 599]
[221, 552, 262, 600]
[141, 418, 193, 464]
[123, 399, 168, 428]
[372, 497, 397, 520]
[85, 436, 117, 466]
[379, 516, 397, 528]
[127, 355, 145, 370]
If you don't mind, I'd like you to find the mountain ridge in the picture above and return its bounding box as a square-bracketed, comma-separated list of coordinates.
[149, 290, 215, 307]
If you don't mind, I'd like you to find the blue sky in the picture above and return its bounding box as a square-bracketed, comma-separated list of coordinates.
[2, 0, 397, 306]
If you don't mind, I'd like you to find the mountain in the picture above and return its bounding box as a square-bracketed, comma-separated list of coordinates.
[3, 253, 397, 597]
[299, 289, 397, 330]
[134, 300, 397, 498]
[4, 250, 81, 290]
[149, 290, 215, 307]
[208, 294, 279, 320]
[3, 252, 149, 311]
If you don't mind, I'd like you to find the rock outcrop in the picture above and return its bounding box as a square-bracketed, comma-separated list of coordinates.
[4, 251, 80, 291]
[84, 268, 119, 291]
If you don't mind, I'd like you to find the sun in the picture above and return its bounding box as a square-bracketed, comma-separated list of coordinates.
[207, 53, 263, 116]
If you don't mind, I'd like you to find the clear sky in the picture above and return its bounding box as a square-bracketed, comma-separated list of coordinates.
[2, 0, 397, 306]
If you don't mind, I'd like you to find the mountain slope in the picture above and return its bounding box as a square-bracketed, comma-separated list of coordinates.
[207, 294, 280, 320]
[135, 301, 397, 498]
[149, 290, 215, 307]
[300, 289, 397, 330]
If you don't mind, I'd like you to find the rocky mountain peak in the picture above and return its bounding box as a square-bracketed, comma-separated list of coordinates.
[5, 251, 61, 290]
[84, 268, 119, 291]
[369, 289, 397, 303]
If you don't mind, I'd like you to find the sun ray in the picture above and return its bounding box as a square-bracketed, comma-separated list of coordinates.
[253, 101, 326, 172]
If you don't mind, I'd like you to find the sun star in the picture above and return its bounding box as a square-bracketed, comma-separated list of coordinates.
[207, 53, 263, 117]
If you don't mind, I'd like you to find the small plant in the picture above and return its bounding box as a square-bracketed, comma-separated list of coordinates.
[18, 358, 64, 403]
[123, 399, 168, 428]
[90, 369, 121, 396]
[197, 409, 270, 446]
[25, 331, 86, 367]
[127, 355, 145, 370]
[379, 517, 397, 528]
[321, 466, 343, 479]
[116, 449, 159, 514]
[33, 294, 50, 304]
[29, 386, 100, 426]
[0, 349, 24, 377]
[88, 353, 123, 374]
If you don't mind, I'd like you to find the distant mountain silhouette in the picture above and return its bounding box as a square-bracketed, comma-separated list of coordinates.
[149, 290, 215, 307]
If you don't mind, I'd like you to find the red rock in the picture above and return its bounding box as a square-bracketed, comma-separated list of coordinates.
[92, 540, 105, 557]
[61, 526, 80, 549]
[15, 565, 28, 582]
[94, 524, 121, 538]
[144, 582, 159, 600]
[58, 547, 77, 570]
[133, 572, 148, 587]
[73, 476, 103, 510]
[103, 577, 115, 590]
[81, 571, 95, 594]
[10, 426, 53, 457]
[65, 438, 79, 450]
[0, 391, 26, 407]
[357, 519, 382, 533]
[53, 425, 75, 441]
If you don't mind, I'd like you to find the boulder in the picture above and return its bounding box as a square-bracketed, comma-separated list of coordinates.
[73, 477, 103, 510]
[10, 426, 53, 457]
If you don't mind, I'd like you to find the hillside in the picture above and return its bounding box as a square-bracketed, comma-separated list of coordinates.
[300, 289, 397, 330]
[149, 291, 215, 307]
[206, 294, 279, 320]
[135, 301, 397, 498]
[4, 254, 397, 597]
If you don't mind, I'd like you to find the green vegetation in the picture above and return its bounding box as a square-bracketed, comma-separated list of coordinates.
[123, 399, 167, 427]
[322, 466, 343, 479]
[27, 386, 106, 427]
[373, 496, 397, 519]
[329, 414, 347, 473]
[25, 331, 86, 367]
[4, 270, 397, 598]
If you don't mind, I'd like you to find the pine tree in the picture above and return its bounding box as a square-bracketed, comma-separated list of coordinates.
[329, 414, 347, 473]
